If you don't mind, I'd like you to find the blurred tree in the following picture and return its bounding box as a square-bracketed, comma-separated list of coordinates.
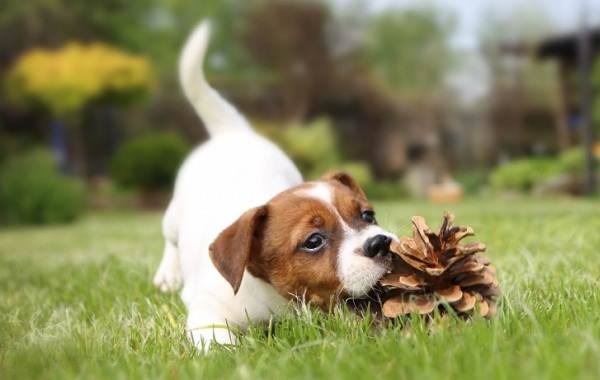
[239, 0, 335, 118]
[479, 2, 558, 110]
[354, 4, 458, 178]
[479, 2, 556, 49]
[591, 58, 600, 136]
[7, 43, 153, 115]
[478, 4, 560, 159]
[363, 5, 457, 103]
[6, 43, 153, 174]
[236, 0, 410, 178]
[0, 0, 236, 74]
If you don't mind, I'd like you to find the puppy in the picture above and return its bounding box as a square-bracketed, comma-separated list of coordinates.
[153, 21, 397, 350]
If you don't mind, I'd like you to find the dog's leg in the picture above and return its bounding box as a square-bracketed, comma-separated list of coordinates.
[153, 241, 182, 292]
[153, 200, 183, 292]
[186, 305, 238, 352]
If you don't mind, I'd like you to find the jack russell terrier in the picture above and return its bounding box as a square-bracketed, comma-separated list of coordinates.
[153, 21, 397, 350]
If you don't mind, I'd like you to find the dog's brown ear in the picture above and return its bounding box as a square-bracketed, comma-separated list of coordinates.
[320, 170, 367, 199]
[209, 205, 268, 294]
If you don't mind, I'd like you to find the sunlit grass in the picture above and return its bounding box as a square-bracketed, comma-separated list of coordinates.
[1, 199, 599, 379]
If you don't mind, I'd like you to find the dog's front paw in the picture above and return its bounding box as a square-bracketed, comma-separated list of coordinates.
[188, 325, 238, 353]
[153, 253, 182, 292]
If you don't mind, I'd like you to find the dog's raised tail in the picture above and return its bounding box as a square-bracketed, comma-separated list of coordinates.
[178, 21, 251, 136]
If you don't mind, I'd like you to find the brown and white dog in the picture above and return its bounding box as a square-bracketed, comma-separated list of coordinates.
[153, 21, 397, 350]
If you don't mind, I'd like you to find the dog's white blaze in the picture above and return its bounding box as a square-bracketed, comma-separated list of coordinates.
[299, 182, 333, 206]
[300, 183, 395, 296]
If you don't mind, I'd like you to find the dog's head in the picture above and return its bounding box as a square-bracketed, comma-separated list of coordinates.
[209, 171, 396, 308]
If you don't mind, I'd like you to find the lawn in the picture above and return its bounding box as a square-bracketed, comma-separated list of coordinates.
[1, 199, 600, 379]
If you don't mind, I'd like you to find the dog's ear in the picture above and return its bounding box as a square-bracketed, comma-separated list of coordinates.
[320, 170, 367, 199]
[209, 205, 268, 294]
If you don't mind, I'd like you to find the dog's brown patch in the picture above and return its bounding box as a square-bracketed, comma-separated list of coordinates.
[263, 195, 341, 306]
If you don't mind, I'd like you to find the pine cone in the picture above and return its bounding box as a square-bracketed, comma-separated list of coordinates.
[380, 213, 500, 318]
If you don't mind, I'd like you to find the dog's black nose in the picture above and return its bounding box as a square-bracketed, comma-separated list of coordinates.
[363, 235, 391, 257]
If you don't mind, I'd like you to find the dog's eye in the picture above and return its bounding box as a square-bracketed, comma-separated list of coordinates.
[301, 233, 326, 253]
[361, 210, 376, 224]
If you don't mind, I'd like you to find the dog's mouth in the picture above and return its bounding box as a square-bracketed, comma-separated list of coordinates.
[339, 250, 393, 299]
[370, 249, 394, 274]
[344, 285, 386, 316]
[342, 252, 394, 315]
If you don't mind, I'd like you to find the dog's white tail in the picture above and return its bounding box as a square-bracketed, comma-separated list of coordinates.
[178, 21, 252, 136]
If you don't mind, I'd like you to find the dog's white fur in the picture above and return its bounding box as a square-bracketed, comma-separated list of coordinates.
[153, 21, 394, 350]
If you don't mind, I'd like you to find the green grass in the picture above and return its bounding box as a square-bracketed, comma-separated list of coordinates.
[1, 199, 600, 379]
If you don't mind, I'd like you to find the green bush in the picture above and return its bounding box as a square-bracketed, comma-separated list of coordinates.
[257, 118, 341, 179]
[362, 180, 409, 200]
[0, 150, 85, 225]
[490, 158, 558, 192]
[335, 161, 374, 186]
[556, 148, 585, 176]
[336, 161, 407, 200]
[110, 133, 189, 191]
[489, 148, 597, 193]
[455, 170, 489, 195]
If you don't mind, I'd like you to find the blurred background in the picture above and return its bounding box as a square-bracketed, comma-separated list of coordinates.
[1, 0, 599, 225]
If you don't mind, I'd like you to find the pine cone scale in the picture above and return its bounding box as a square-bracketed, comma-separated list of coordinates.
[435, 285, 463, 303]
[453, 292, 476, 312]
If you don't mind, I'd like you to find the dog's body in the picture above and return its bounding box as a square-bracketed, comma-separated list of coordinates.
[153, 22, 396, 349]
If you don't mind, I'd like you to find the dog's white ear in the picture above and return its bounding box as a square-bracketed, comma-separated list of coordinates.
[209, 205, 268, 294]
[320, 170, 367, 199]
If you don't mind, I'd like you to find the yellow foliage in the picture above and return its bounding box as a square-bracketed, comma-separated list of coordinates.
[6, 42, 154, 115]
